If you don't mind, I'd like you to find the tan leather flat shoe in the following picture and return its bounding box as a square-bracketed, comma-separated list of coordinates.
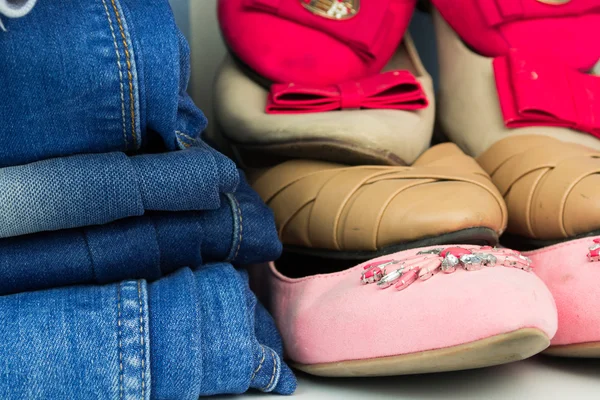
[249, 143, 507, 260]
[477, 135, 600, 249]
[213, 34, 434, 168]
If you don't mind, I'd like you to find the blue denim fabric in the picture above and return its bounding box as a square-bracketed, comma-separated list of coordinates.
[0, 177, 281, 295]
[0, 0, 204, 167]
[0, 145, 238, 238]
[0, 264, 296, 399]
[149, 266, 297, 398]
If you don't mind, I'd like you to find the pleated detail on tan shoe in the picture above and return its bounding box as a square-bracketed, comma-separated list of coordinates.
[252, 143, 507, 252]
[478, 135, 600, 240]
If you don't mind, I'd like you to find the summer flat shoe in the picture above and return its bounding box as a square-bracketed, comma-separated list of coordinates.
[218, 0, 416, 86]
[525, 237, 600, 358]
[214, 34, 434, 167]
[264, 245, 557, 376]
[249, 143, 507, 261]
[480, 140, 600, 357]
[481, 139, 600, 356]
[431, 0, 600, 357]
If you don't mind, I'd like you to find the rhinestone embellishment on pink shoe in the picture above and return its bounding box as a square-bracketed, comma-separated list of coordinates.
[360, 246, 532, 291]
[588, 239, 600, 262]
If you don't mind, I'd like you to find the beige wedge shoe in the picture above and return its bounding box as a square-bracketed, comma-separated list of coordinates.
[213, 34, 434, 168]
[434, 11, 600, 157]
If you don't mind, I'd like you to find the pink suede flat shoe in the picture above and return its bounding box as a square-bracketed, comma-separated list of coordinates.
[265, 245, 557, 376]
[526, 237, 600, 358]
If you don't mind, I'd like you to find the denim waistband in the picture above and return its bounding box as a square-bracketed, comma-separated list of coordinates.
[0, 0, 205, 167]
[0, 177, 281, 295]
[0, 264, 296, 399]
[0, 145, 239, 238]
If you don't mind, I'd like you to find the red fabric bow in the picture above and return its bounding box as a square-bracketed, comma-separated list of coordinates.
[494, 50, 600, 139]
[265, 70, 429, 114]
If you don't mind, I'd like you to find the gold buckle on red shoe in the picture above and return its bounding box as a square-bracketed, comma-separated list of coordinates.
[301, 0, 359, 20]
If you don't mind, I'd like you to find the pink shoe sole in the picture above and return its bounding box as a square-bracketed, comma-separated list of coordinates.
[266, 245, 558, 376]
[526, 236, 600, 358]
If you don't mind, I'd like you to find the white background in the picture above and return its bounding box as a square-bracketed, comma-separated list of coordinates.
[170, 2, 600, 398]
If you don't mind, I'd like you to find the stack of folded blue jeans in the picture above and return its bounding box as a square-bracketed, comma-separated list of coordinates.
[0, 0, 296, 398]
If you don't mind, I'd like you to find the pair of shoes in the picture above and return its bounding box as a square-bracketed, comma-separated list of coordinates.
[213, 0, 600, 375]
[432, 0, 600, 359]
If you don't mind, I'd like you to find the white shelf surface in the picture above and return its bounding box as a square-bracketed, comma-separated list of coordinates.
[215, 356, 600, 399]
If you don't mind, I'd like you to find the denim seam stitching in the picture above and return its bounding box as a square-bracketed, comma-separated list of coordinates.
[232, 195, 243, 261]
[109, 0, 138, 148]
[147, 218, 164, 274]
[251, 345, 266, 382]
[117, 285, 125, 400]
[223, 193, 240, 262]
[129, 155, 148, 211]
[261, 349, 277, 392]
[176, 131, 196, 149]
[100, 0, 128, 149]
[176, 131, 197, 143]
[176, 137, 191, 149]
[137, 281, 146, 400]
[82, 231, 98, 284]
